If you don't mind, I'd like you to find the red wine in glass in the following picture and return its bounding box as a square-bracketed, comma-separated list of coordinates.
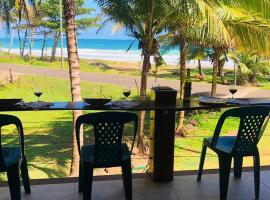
[34, 91, 43, 101]
[123, 91, 131, 98]
[229, 88, 237, 99]
[123, 89, 131, 101]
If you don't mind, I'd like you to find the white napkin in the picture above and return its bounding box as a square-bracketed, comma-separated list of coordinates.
[20, 102, 53, 109]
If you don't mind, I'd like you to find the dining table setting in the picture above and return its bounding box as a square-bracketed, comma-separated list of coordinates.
[0, 95, 270, 112]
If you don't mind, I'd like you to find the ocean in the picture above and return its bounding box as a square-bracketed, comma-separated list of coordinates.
[0, 37, 233, 67]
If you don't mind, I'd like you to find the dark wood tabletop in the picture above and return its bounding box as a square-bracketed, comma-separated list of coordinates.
[0, 98, 269, 112]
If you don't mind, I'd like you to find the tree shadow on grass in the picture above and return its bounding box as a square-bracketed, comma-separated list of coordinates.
[1, 114, 73, 180]
[89, 62, 139, 75]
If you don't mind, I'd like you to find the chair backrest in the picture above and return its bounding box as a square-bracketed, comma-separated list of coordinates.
[76, 112, 138, 165]
[212, 106, 270, 155]
[0, 114, 24, 170]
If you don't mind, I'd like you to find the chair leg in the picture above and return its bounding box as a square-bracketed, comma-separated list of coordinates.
[218, 155, 232, 200]
[79, 158, 83, 193]
[20, 156, 31, 194]
[7, 162, 21, 200]
[121, 159, 132, 200]
[197, 143, 207, 181]
[83, 161, 93, 200]
[254, 148, 260, 199]
[234, 156, 243, 178]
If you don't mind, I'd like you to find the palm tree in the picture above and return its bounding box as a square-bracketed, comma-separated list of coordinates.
[207, 0, 270, 96]
[96, 0, 168, 154]
[63, 0, 83, 176]
[232, 52, 270, 85]
[0, 0, 37, 29]
[187, 45, 209, 79]
[161, 0, 232, 133]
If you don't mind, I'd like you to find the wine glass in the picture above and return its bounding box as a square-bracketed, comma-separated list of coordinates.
[34, 91, 43, 102]
[123, 88, 131, 101]
[229, 85, 238, 99]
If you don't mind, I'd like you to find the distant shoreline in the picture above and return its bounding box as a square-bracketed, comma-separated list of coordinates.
[1, 47, 234, 69]
[0, 37, 235, 68]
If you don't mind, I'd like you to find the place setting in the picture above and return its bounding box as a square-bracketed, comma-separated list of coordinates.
[83, 98, 112, 107]
[108, 88, 140, 109]
[15, 82, 54, 110]
[82, 88, 140, 109]
[199, 85, 250, 106]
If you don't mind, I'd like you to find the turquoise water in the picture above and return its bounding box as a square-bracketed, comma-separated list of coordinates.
[0, 38, 138, 50]
[0, 37, 179, 54]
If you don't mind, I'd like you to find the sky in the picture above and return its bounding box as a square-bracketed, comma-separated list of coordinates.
[0, 0, 129, 40]
[79, 1, 129, 39]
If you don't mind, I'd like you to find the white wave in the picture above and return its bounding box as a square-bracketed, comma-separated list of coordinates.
[2, 47, 234, 68]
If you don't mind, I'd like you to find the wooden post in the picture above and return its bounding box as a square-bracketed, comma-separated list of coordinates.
[9, 69, 13, 83]
[149, 86, 177, 181]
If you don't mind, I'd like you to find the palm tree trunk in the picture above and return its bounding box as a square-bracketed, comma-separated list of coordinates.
[63, 0, 83, 177]
[137, 53, 150, 155]
[198, 59, 205, 80]
[211, 61, 218, 97]
[8, 30, 15, 54]
[211, 48, 221, 97]
[233, 62, 237, 85]
[198, 60, 201, 74]
[21, 30, 28, 57]
[176, 39, 187, 135]
[51, 32, 60, 62]
[41, 33, 47, 60]
[217, 63, 222, 76]
[220, 66, 227, 85]
[29, 28, 36, 59]
[137, 0, 155, 155]
[17, 30, 22, 55]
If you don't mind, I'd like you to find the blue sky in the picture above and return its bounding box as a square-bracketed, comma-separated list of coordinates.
[80, 0, 129, 39]
[0, 0, 129, 40]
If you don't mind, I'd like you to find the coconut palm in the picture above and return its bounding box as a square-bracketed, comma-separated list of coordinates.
[231, 52, 270, 85]
[0, 0, 37, 29]
[161, 0, 234, 133]
[187, 45, 209, 79]
[208, 0, 270, 96]
[96, 0, 169, 154]
[62, 0, 84, 176]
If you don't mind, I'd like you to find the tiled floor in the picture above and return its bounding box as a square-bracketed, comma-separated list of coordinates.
[1, 171, 270, 199]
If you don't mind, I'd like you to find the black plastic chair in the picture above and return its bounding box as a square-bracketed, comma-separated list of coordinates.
[76, 112, 138, 200]
[0, 114, 31, 200]
[197, 106, 270, 200]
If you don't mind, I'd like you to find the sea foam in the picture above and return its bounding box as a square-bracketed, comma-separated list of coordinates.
[2, 47, 234, 68]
